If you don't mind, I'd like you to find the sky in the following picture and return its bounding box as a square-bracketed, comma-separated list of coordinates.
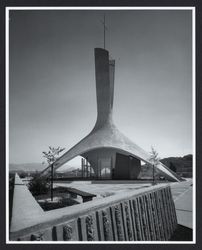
[8, 9, 193, 166]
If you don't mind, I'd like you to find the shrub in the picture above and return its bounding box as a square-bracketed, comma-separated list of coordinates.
[28, 174, 50, 196]
[39, 197, 79, 211]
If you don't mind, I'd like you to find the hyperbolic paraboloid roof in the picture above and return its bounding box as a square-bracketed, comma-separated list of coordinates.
[42, 48, 181, 182]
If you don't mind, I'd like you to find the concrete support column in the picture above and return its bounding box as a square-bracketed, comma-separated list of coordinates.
[94, 48, 113, 128]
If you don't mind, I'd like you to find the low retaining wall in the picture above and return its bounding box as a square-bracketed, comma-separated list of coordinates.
[10, 184, 177, 241]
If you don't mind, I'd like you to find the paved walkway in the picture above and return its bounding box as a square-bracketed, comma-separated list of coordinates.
[170, 179, 193, 229]
[54, 181, 151, 201]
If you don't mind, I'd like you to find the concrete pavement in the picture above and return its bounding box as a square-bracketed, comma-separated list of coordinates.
[170, 179, 193, 229]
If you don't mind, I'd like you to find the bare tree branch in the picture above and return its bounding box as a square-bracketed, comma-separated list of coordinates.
[42, 146, 65, 165]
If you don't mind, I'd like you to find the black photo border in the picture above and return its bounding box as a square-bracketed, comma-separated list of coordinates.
[0, 0, 201, 249]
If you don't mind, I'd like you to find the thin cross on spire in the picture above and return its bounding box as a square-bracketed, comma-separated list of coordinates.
[101, 14, 108, 49]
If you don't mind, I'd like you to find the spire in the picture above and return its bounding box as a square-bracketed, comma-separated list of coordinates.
[101, 14, 108, 49]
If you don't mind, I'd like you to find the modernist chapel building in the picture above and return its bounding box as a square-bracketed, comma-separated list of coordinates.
[43, 48, 180, 182]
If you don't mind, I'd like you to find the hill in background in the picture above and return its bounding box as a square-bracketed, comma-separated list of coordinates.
[139, 154, 192, 179]
[9, 163, 45, 172]
[9, 162, 77, 174]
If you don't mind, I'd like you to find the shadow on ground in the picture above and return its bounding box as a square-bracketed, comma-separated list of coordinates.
[170, 224, 193, 241]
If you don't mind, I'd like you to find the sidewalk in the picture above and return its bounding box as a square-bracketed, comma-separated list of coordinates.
[170, 179, 193, 229]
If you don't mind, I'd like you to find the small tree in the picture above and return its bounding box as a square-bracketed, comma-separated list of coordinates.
[149, 146, 160, 185]
[42, 146, 65, 201]
[42, 146, 65, 166]
[28, 146, 65, 198]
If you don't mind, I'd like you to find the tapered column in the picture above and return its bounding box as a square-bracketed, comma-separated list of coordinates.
[94, 48, 115, 128]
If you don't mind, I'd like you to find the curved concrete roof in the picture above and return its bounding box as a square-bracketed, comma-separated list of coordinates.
[52, 121, 180, 182]
[41, 48, 181, 182]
